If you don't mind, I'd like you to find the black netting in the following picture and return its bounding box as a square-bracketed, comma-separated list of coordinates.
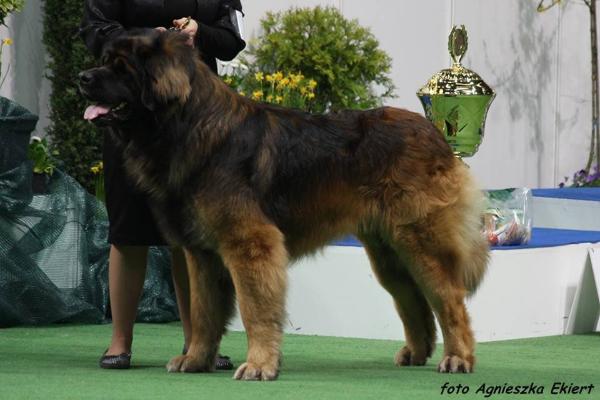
[0, 98, 179, 327]
[0, 162, 181, 327]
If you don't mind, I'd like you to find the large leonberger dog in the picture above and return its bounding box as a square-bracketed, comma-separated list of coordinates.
[79, 29, 489, 380]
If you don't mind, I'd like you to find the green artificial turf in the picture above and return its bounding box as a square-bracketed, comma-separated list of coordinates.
[0, 323, 598, 400]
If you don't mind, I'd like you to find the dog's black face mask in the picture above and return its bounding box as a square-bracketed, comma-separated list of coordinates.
[79, 42, 142, 127]
[79, 29, 193, 127]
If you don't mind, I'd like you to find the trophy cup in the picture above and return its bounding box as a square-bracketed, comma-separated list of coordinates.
[417, 25, 495, 158]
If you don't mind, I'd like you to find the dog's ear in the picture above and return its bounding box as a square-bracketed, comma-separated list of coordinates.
[138, 32, 192, 110]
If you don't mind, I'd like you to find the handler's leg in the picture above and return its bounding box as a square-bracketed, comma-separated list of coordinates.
[106, 245, 148, 355]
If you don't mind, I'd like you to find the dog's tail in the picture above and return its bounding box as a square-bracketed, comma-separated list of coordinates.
[452, 162, 489, 295]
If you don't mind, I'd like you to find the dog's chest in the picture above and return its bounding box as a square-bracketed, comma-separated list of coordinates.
[152, 195, 217, 249]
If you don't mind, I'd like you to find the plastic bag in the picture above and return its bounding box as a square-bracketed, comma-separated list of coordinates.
[483, 188, 532, 246]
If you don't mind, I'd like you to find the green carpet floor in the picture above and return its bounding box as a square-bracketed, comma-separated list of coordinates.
[0, 323, 598, 400]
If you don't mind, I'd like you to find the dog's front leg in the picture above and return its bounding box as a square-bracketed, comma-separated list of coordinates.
[220, 222, 288, 381]
[167, 248, 235, 373]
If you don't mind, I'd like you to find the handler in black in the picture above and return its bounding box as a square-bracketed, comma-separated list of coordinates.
[80, 0, 245, 369]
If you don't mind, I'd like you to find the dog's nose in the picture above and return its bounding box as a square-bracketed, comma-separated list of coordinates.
[78, 71, 95, 85]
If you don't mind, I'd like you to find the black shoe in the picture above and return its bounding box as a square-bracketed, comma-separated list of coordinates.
[99, 350, 131, 369]
[182, 346, 234, 370]
[215, 354, 234, 370]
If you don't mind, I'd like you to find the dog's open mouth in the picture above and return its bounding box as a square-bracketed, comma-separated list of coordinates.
[84, 102, 129, 124]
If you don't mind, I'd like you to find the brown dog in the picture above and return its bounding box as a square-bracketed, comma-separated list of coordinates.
[79, 29, 489, 380]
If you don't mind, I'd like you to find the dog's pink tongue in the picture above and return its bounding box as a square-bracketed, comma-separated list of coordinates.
[84, 105, 110, 121]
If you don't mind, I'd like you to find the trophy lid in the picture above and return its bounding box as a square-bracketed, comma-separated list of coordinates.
[417, 25, 494, 97]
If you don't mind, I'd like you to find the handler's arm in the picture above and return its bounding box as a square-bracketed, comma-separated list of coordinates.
[80, 0, 126, 59]
[195, 0, 246, 61]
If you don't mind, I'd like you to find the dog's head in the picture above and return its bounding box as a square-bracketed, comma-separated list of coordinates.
[79, 29, 195, 126]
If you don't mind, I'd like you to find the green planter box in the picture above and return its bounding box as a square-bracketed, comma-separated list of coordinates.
[0, 96, 39, 173]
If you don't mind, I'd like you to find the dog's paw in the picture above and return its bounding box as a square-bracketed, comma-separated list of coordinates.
[437, 355, 473, 373]
[233, 361, 279, 381]
[394, 346, 428, 366]
[166, 355, 212, 373]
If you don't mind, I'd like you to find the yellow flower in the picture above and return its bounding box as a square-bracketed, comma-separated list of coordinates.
[307, 92, 315, 100]
[266, 94, 273, 102]
[275, 95, 283, 104]
[291, 73, 303, 84]
[308, 79, 317, 89]
[273, 71, 284, 81]
[223, 77, 233, 85]
[254, 72, 264, 82]
[239, 91, 246, 97]
[289, 73, 302, 88]
[265, 74, 274, 83]
[2, 38, 13, 46]
[251, 90, 264, 100]
[277, 77, 290, 89]
[300, 87, 308, 95]
[90, 161, 104, 174]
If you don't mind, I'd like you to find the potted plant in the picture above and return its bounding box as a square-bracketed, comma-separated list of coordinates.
[27, 136, 56, 194]
[240, 6, 395, 113]
[90, 160, 104, 203]
[538, 0, 600, 186]
[1, 0, 38, 175]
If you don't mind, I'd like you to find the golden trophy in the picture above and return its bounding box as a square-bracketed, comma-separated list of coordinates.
[417, 25, 495, 158]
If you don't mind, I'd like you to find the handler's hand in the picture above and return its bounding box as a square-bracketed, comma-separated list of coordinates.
[155, 27, 167, 32]
[173, 17, 198, 47]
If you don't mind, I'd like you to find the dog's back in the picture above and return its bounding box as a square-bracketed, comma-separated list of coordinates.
[246, 106, 478, 260]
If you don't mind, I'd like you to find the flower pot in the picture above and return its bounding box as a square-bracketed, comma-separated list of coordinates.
[0, 96, 39, 174]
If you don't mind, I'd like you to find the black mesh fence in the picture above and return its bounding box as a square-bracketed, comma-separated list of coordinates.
[1, 113, 179, 326]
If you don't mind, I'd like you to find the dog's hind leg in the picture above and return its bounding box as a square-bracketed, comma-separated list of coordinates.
[358, 232, 436, 367]
[218, 220, 288, 381]
[166, 248, 235, 373]
[390, 218, 487, 373]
